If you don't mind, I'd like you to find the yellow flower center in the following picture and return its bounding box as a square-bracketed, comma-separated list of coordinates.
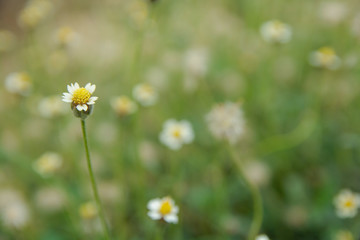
[318, 47, 336, 65]
[58, 27, 73, 43]
[172, 128, 182, 138]
[72, 88, 91, 105]
[344, 199, 354, 208]
[159, 200, 172, 215]
[273, 20, 284, 30]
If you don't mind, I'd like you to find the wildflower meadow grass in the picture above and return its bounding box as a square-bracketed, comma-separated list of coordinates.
[1, 0, 360, 239]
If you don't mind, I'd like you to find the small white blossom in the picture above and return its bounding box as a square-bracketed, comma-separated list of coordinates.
[62, 82, 98, 118]
[334, 189, 360, 218]
[38, 95, 67, 118]
[55, 26, 79, 48]
[79, 202, 98, 220]
[132, 83, 158, 107]
[18, 0, 53, 29]
[147, 197, 179, 224]
[1, 199, 30, 229]
[256, 234, 270, 240]
[111, 96, 138, 116]
[260, 20, 292, 44]
[309, 47, 341, 70]
[33, 152, 62, 177]
[159, 119, 194, 150]
[206, 102, 245, 144]
[5, 72, 32, 96]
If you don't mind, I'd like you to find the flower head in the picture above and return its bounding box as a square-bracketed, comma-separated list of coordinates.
[309, 47, 341, 70]
[206, 102, 245, 144]
[133, 83, 158, 107]
[159, 119, 194, 150]
[111, 96, 138, 117]
[334, 189, 360, 218]
[56, 26, 79, 48]
[260, 20, 292, 44]
[79, 202, 98, 220]
[33, 152, 62, 177]
[18, 0, 53, 29]
[256, 234, 270, 240]
[62, 82, 98, 119]
[5, 72, 32, 96]
[38, 95, 67, 118]
[147, 197, 179, 224]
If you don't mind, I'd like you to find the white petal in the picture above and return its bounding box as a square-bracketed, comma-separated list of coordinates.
[88, 96, 98, 105]
[164, 214, 178, 223]
[147, 199, 161, 211]
[76, 105, 83, 111]
[172, 206, 179, 214]
[85, 83, 96, 94]
[62, 93, 73, 102]
[148, 211, 161, 220]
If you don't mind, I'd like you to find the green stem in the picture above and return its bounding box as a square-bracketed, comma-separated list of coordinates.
[228, 145, 263, 240]
[80, 120, 111, 240]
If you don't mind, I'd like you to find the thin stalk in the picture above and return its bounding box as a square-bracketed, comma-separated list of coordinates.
[80, 119, 111, 240]
[228, 145, 263, 240]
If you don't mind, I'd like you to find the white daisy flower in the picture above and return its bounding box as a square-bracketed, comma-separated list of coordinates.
[5, 72, 32, 96]
[260, 20, 292, 44]
[205, 102, 245, 144]
[159, 119, 194, 150]
[55, 26, 79, 48]
[309, 47, 341, 70]
[33, 152, 62, 177]
[1, 200, 30, 229]
[38, 95, 67, 118]
[79, 202, 98, 220]
[334, 189, 360, 218]
[147, 197, 179, 224]
[132, 83, 158, 107]
[62, 82, 98, 118]
[110, 96, 138, 117]
[256, 234, 270, 240]
[18, 0, 53, 29]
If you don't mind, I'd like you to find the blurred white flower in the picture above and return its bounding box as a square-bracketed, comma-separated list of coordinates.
[38, 95, 67, 118]
[0, 30, 16, 52]
[55, 26, 79, 48]
[184, 48, 209, 77]
[159, 119, 194, 150]
[34, 187, 67, 213]
[206, 102, 245, 144]
[1, 198, 30, 229]
[33, 152, 62, 177]
[62, 82, 98, 116]
[18, 0, 53, 29]
[335, 230, 354, 240]
[319, 2, 348, 25]
[243, 161, 271, 187]
[309, 47, 341, 70]
[79, 202, 98, 220]
[334, 189, 360, 218]
[5, 72, 32, 96]
[147, 197, 179, 224]
[111, 96, 138, 116]
[132, 83, 158, 106]
[256, 234, 270, 240]
[260, 20, 292, 44]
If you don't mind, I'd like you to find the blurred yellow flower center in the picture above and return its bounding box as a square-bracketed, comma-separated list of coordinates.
[318, 47, 335, 64]
[58, 27, 73, 43]
[72, 88, 91, 105]
[273, 21, 284, 30]
[172, 128, 182, 138]
[344, 199, 354, 208]
[159, 200, 172, 215]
